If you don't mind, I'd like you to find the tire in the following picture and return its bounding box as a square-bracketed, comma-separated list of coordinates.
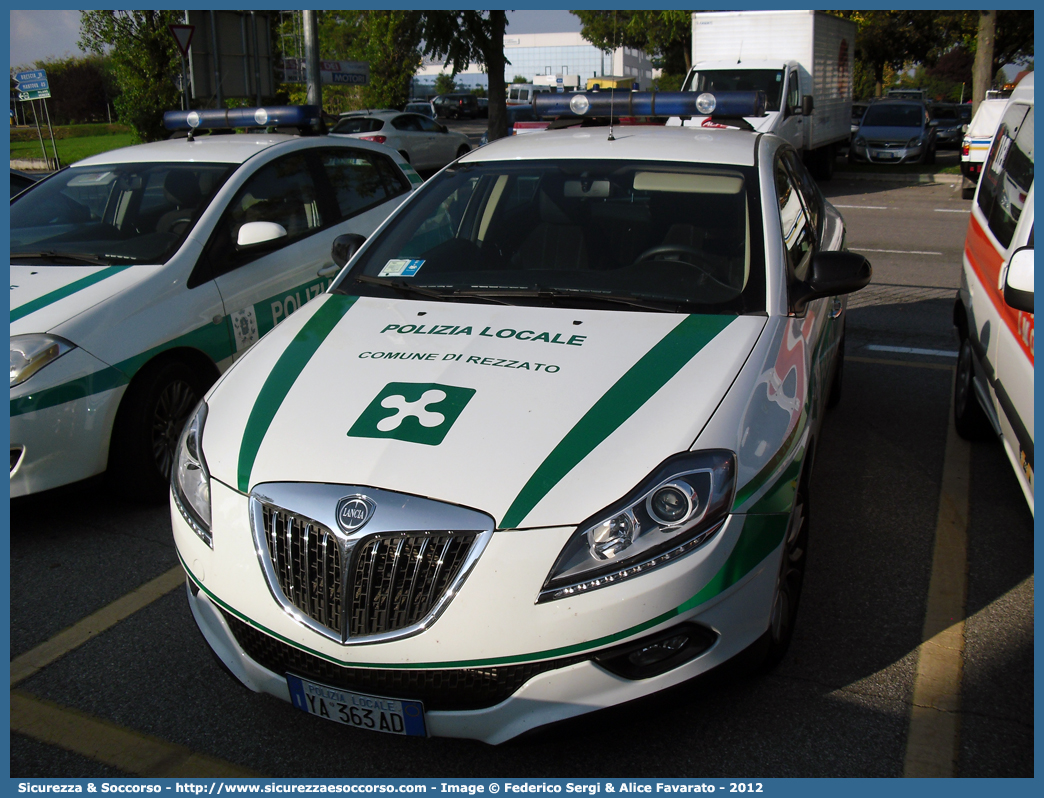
[847, 149, 858, 165]
[108, 359, 211, 501]
[758, 472, 810, 672]
[924, 143, 936, 165]
[962, 186, 975, 200]
[827, 330, 845, 408]
[954, 337, 992, 440]
[816, 144, 835, 181]
[455, 145, 470, 159]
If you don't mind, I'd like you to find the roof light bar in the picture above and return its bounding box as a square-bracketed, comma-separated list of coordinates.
[163, 105, 321, 131]
[532, 91, 767, 120]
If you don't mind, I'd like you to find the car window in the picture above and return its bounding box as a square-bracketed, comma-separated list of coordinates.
[332, 117, 384, 135]
[782, 150, 821, 238]
[977, 104, 1033, 249]
[335, 159, 765, 315]
[392, 115, 422, 132]
[691, 69, 785, 112]
[862, 104, 923, 128]
[415, 115, 440, 133]
[775, 157, 814, 283]
[786, 70, 800, 113]
[319, 148, 409, 220]
[201, 152, 322, 279]
[10, 162, 234, 265]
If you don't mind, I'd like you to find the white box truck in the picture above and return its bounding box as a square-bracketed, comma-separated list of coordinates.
[671, 10, 856, 180]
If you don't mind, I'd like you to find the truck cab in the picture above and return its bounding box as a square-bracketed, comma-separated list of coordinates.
[677, 60, 808, 151]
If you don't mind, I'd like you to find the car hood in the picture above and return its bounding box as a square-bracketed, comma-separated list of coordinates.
[203, 294, 766, 529]
[856, 124, 923, 141]
[10, 263, 158, 336]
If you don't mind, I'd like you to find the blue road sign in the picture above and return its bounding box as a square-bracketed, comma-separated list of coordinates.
[14, 70, 47, 83]
[16, 79, 49, 93]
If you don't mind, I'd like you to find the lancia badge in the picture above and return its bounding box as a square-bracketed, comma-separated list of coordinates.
[336, 495, 376, 533]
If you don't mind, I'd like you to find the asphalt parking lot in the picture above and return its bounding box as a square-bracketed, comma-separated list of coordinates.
[9, 165, 1033, 778]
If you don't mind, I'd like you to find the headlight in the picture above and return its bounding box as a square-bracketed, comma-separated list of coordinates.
[10, 334, 74, 387]
[539, 450, 735, 602]
[172, 400, 212, 546]
[908, 136, 923, 148]
[853, 137, 866, 148]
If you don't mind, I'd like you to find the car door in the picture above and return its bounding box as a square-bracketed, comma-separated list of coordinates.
[197, 146, 412, 357]
[415, 113, 456, 168]
[775, 68, 805, 150]
[390, 115, 432, 169]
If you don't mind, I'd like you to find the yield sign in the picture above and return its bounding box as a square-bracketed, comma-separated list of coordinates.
[168, 24, 195, 58]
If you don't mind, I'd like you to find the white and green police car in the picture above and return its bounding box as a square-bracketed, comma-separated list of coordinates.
[11, 106, 420, 499]
[171, 92, 871, 743]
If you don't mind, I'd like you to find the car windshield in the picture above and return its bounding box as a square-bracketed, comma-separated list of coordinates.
[932, 107, 959, 122]
[690, 70, 784, 112]
[335, 159, 764, 315]
[862, 104, 923, 128]
[332, 117, 384, 134]
[10, 162, 234, 266]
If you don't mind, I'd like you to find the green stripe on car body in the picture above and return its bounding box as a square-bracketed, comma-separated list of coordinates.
[178, 512, 788, 670]
[10, 265, 131, 323]
[501, 314, 735, 530]
[10, 318, 238, 418]
[236, 294, 358, 492]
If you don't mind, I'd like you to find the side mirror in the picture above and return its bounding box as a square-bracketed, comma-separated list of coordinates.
[1004, 247, 1034, 314]
[801, 95, 814, 116]
[792, 250, 872, 313]
[331, 233, 367, 268]
[237, 221, 286, 248]
[437, 123, 448, 133]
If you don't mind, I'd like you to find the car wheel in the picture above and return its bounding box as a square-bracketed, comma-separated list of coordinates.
[827, 330, 844, 408]
[847, 149, 857, 165]
[961, 186, 975, 200]
[816, 144, 835, 181]
[108, 359, 212, 501]
[925, 143, 936, 165]
[954, 337, 992, 440]
[456, 145, 470, 159]
[758, 472, 810, 671]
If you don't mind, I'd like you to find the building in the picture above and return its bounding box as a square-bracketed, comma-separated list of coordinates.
[411, 32, 655, 97]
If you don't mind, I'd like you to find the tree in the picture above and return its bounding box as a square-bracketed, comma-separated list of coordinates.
[24, 55, 113, 125]
[573, 10, 692, 77]
[416, 11, 509, 141]
[832, 11, 943, 97]
[512, 75, 529, 84]
[360, 12, 423, 109]
[434, 73, 457, 95]
[971, 11, 996, 110]
[78, 11, 182, 142]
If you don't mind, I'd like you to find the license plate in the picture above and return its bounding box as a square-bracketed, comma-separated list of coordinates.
[875, 150, 897, 159]
[286, 674, 427, 736]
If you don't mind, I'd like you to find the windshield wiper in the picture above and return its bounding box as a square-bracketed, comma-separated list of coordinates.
[11, 251, 108, 266]
[350, 274, 513, 305]
[463, 286, 682, 312]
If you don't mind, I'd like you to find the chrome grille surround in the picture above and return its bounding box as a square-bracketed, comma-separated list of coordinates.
[250, 483, 494, 645]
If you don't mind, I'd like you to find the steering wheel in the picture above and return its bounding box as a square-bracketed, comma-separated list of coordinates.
[633, 244, 736, 291]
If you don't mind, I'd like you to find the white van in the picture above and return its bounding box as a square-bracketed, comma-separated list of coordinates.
[506, 83, 552, 106]
[954, 74, 1034, 513]
[960, 97, 1008, 199]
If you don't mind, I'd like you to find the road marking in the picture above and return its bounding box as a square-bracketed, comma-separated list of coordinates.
[833, 204, 889, 210]
[934, 208, 969, 213]
[857, 248, 943, 256]
[849, 356, 954, 371]
[866, 344, 958, 358]
[11, 691, 258, 777]
[903, 374, 969, 777]
[10, 566, 185, 687]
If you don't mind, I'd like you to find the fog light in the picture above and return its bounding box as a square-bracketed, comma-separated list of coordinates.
[595, 623, 718, 680]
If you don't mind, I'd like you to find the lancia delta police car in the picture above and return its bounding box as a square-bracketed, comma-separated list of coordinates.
[10, 106, 420, 499]
[953, 75, 1034, 513]
[170, 92, 871, 743]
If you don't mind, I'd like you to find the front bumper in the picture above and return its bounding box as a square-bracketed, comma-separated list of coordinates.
[10, 348, 126, 497]
[850, 142, 924, 165]
[173, 482, 786, 743]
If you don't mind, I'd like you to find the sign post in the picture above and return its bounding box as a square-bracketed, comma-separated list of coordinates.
[15, 70, 58, 169]
[168, 24, 196, 111]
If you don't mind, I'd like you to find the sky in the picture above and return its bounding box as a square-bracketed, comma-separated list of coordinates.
[9, 9, 583, 70]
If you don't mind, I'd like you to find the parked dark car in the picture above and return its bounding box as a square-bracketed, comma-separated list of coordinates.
[10, 169, 40, 197]
[433, 93, 479, 120]
[929, 102, 972, 148]
[848, 100, 937, 165]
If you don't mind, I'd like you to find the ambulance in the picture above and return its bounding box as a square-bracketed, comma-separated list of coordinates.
[954, 75, 1034, 513]
[170, 91, 872, 742]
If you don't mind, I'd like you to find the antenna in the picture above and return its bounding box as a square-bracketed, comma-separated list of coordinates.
[608, 11, 618, 141]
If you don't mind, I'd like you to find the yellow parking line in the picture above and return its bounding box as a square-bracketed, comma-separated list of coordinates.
[11, 566, 185, 687]
[849, 355, 953, 371]
[903, 377, 969, 777]
[11, 691, 257, 777]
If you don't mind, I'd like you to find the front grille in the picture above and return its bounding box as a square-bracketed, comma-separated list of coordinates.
[262, 506, 342, 635]
[868, 140, 905, 149]
[260, 503, 479, 639]
[350, 533, 476, 637]
[223, 611, 588, 711]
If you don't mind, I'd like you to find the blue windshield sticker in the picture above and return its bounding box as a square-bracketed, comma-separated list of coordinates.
[379, 259, 425, 278]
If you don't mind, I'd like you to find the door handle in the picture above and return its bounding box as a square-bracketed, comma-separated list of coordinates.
[317, 263, 340, 278]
